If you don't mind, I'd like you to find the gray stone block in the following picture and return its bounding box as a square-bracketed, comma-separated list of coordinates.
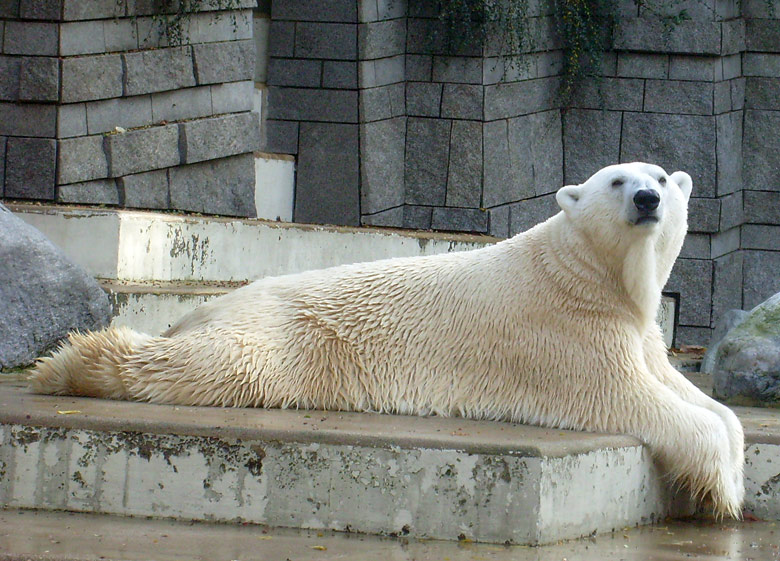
[211, 81, 254, 114]
[570, 77, 644, 112]
[406, 82, 442, 117]
[295, 122, 360, 226]
[150, 86, 212, 123]
[668, 55, 721, 81]
[744, 53, 780, 78]
[744, 250, 780, 309]
[508, 194, 558, 235]
[134, 16, 169, 50]
[61, 54, 123, 103]
[19, 56, 59, 102]
[193, 39, 255, 85]
[60, 21, 107, 56]
[431, 207, 488, 233]
[441, 84, 483, 120]
[0, 203, 111, 369]
[169, 153, 256, 217]
[719, 190, 743, 231]
[3, 21, 57, 56]
[714, 81, 731, 114]
[88, 95, 154, 135]
[295, 22, 356, 60]
[4, 137, 55, 200]
[268, 21, 295, 58]
[488, 205, 510, 238]
[57, 135, 109, 184]
[446, 120, 482, 208]
[731, 78, 745, 110]
[613, 18, 721, 55]
[621, 112, 717, 197]
[181, 112, 261, 164]
[272, 0, 357, 22]
[483, 119, 531, 207]
[104, 18, 138, 52]
[746, 19, 780, 53]
[402, 205, 433, 229]
[675, 326, 712, 347]
[361, 206, 403, 228]
[716, 111, 742, 196]
[267, 86, 358, 122]
[124, 47, 196, 96]
[360, 83, 405, 122]
[359, 19, 406, 60]
[432, 56, 482, 84]
[404, 117, 450, 206]
[360, 118, 405, 214]
[563, 109, 622, 185]
[667, 258, 713, 327]
[188, 10, 253, 44]
[746, 78, 780, 111]
[19, 0, 59, 19]
[483, 76, 560, 121]
[262, 119, 299, 154]
[679, 233, 710, 259]
[322, 61, 357, 89]
[406, 55, 432, 81]
[0, 102, 56, 137]
[62, 0, 124, 20]
[743, 224, 780, 251]
[105, 124, 180, 177]
[720, 19, 745, 56]
[722, 54, 741, 81]
[687, 197, 720, 233]
[527, 110, 563, 196]
[0, 56, 21, 101]
[743, 110, 780, 192]
[120, 169, 170, 210]
[0, 136, 6, 196]
[360, 55, 405, 88]
[268, 58, 322, 88]
[745, 190, 780, 225]
[58, 179, 120, 205]
[617, 53, 668, 79]
[711, 227, 740, 259]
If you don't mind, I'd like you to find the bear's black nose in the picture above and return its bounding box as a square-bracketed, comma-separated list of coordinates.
[633, 189, 660, 212]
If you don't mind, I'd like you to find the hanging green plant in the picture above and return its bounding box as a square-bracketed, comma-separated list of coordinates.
[147, 0, 243, 46]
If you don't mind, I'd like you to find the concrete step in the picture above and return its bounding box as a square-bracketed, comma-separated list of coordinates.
[3, 508, 780, 561]
[3, 377, 780, 545]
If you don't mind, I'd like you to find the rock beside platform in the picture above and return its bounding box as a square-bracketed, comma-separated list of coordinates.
[712, 292, 780, 405]
[0, 203, 111, 370]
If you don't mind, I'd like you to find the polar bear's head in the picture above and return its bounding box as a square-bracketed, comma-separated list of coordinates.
[555, 162, 692, 317]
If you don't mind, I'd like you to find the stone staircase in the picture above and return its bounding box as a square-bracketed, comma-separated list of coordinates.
[3, 203, 780, 549]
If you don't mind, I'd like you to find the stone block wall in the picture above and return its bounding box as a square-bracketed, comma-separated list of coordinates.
[0, 0, 261, 217]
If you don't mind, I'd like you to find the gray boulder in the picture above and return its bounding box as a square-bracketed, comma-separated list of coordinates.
[712, 292, 780, 405]
[701, 309, 750, 374]
[0, 203, 112, 370]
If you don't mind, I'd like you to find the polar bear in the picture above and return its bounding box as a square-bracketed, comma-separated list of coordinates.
[30, 162, 744, 518]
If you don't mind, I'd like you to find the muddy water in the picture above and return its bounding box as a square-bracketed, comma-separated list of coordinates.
[2, 509, 779, 561]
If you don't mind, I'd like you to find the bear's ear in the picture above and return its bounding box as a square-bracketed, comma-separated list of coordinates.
[670, 171, 692, 202]
[556, 184, 582, 214]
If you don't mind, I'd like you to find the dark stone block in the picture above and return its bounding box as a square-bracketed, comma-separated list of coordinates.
[361, 206, 403, 228]
[563, 109, 622, 185]
[432, 56, 482, 84]
[295, 122, 360, 226]
[3, 21, 58, 56]
[268, 58, 322, 88]
[268, 21, 295, 58]
[508, 194, 559, 235]
[406, 82, 442, 117]
[19, 56, 59, 102]
[716, 111, 742, 196]
[360, 83, 405, 122]
[621, 112, 717, 197]
[0, 56, 21, 101]
[742, 224, 780, 251]
[404, 117, 450, 206]
[359, 19, 406, 60]
[322, 61, 357, 89]
[744, 190, 780, 225]
[403, 205, 433, 229]
[272, 0, 357, 23]
[263, 119, 299, 155]
[743, 110, 780, 192]
[446, 120, 482, 207]
[0, 102, 56, 137]
[488, 205, 510, 238]
[0, 136, 6, 196]
[680, 233, 710, 259]
[719, 190, 743, 231]
[295, 22, 357, 60]
[169, 154, 256, 217]
[441, 84, 483, 120]
[569, 77, 644, 112]
[120, 169, 170, 210]
[431, 207, 488, 233]
[4, 137, 55, 200]
[124, 47, 196, 96]
[360, 118, 405, 214]
[746, 77, 780, 111]
[746, 19, 780, 53]
[58, 179, 120, 205]
[483, 76, 560, 121]
[617, 53, 668, 79]
[181, 112, 261, 164]
[57, 135, 109, 184]
[744, 250, 780, 309]
[0, 203, 111, 369]
[614, 18, 720, 55]
[267, 86, 358, 123]
[105, 124, 180, 177]
[687, 197, 720, 233]
[666, 258, 713, 327]
[62, 0, 125, 20]
[60, 54, 123, 103]
[644, 80, 713, 115]
[406, 55, 432, 81]
[193, 39, 255, 85]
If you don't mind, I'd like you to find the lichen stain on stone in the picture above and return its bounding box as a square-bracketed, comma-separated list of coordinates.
[11, 425, 68, 451]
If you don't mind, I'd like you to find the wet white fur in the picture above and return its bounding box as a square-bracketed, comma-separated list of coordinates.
[30, 162, 744, 518]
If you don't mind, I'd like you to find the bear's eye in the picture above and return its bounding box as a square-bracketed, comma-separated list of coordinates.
[658, 176, 667, 185]
[611, 178, 624, 188]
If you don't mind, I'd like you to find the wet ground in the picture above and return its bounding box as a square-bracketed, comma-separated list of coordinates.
[1, 509, 780, 561]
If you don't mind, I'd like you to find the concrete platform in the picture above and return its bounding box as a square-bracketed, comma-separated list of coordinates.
[1, 377, 690, 546]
